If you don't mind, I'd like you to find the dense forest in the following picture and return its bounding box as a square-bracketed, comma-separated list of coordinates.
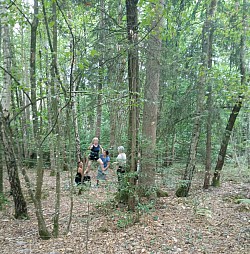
[0, 0, 249, 253]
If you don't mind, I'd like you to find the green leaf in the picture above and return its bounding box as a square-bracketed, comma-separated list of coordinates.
[90, 49, 98, 57]
[236, 199, 250, 204]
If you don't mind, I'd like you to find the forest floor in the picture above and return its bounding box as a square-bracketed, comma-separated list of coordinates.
[0, 163, 249, 254]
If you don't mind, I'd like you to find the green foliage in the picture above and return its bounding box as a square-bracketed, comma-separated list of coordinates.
[116, 212, 135, 228]
[175, 180, 190, 197]
[0, 194, 9, 211]
[137, 201, 155, 214]
[235, 199, 250, 205]
[211, 177, 220, 187]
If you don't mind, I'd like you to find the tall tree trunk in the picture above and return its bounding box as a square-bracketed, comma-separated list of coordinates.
[30, 0, 39, 138]
[0, 3, 28, 218]
[2, 12, 11, 119]
[203, 87, 212, 189]
[0, 2, 5, 201]
[30, 0, 51, 239]
[109, 1, 126, 150]
[9, 28, 25, 163]
[73, 100, 81, 160]
[212, 0, 247, 187]
[176, 0, 218, 197]
[0, 105, 28, 219]
[20, 27, 29, 160]
[47, 63, 56, 173]
[247, 114, 250, 169]
[50, 0, 61, 237]
[95, 0, 105, 139]
[108, 66, 116, 150]
[126, 0, 139, 211]
[71, 87, 81, 161]
[203, 1, 217, 189]
[66, 108, 74, 234]
[0, 6, 3, 204]
[140, 0, 164, 198]
[30, 0, 44, 202]
[0, 137, 4, 209]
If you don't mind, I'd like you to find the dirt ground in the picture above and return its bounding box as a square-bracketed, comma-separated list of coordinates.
[0, 165, 249, 254]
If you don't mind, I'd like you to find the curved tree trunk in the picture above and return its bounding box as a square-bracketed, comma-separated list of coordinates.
[0, 2, 27, 218]
[212, 0, 247, 187]
[212, 99, 243, 186]
[0, 105, 28, 219]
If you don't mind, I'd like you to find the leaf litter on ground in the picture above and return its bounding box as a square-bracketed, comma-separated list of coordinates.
[0, 167, 249, 254]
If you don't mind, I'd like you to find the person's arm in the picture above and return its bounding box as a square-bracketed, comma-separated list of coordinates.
[88, 143, 93, 150]
[104, 161, 110, 171]
[100, 145, 104, 154]
[115, 154, 121, 170]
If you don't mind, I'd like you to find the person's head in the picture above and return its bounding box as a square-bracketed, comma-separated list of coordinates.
[117, 146, 125, 154]
[92, 137, 99, 145]
[103, 150, 109, 156]
[78, 160, 83, 167]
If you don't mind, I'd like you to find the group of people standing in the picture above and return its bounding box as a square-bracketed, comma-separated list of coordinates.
[76, 137, 126, 186]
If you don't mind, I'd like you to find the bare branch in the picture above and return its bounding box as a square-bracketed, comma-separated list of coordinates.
[10, 0, 32, 26]
[0, 65, 32, 103]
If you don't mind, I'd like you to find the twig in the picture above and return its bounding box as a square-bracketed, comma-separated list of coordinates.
[0, 65, 32, 103]
[41, 0, 67, 96]
[55, 0, 75, 103]
[10, 0, 32, 26]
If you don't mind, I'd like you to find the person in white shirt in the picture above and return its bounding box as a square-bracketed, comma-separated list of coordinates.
[115, 146, 126, 189]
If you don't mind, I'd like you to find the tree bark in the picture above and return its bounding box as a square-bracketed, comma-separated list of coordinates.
[203, 1, 216, 189]
[0, 6, 3, 204]
[0, 2, 28, 218]
[72, 89, 81, 161]
[140, 0, 164, 197]
[95, 0, 105, 139]
[2, 11, 11, 119]
[50, 0, 61, 237]
[29, 0, 51, 239]
[109, 1, 126, 150]
[126, 0, 139, 211]
[20, 27, 30, 161]
[0, 105, 28, 219]
[176, 0, 218, 197]
[108, 65, 116, 150]
[212, 99, 243, 186]
[30, 0, 39, 137]
[20, 165, 51, 239]
[247, 114, 250, 169]
[0, 138, 3, 207]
